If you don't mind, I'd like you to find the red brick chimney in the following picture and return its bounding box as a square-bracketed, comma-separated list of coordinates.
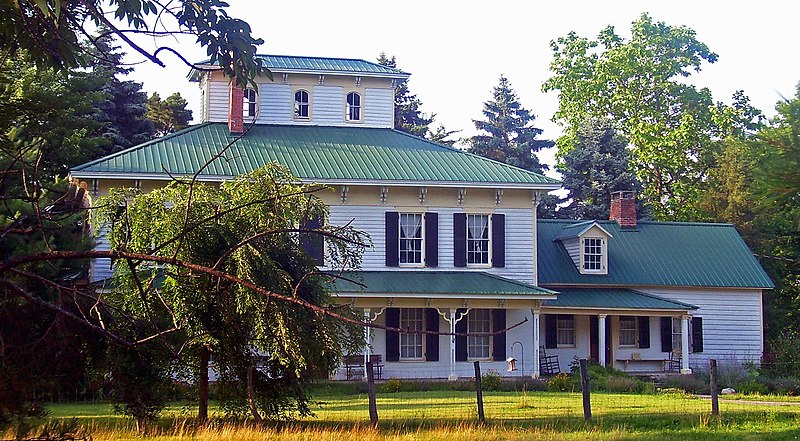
[228, 82, 244, 134]
[610, 191, 637, 228]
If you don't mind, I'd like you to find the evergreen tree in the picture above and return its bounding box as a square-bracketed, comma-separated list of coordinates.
[468, 75, 553, 173]
[88, 34, 154, 153]
[377, 53, 434, 137]
[559, 118, 643, 219]
[146, 92, 193, 137]
[428, 124, 460, 146]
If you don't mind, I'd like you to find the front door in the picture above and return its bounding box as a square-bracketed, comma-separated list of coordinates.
[590, 315, 612, 363]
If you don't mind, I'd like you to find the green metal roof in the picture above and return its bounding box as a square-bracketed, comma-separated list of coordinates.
[326, 271, 556, 298]
[544, 288, 696, 311]
[70, 123, 559, 188]
[538, 220, 774, 289]
[552, 220, 612, 241]
[192, 54, 409, 79]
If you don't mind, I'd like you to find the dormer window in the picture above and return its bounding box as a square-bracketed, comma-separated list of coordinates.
[346, 92, 361, 121]
[243, 88, 258, 119]
[294, 90, 310, 119]
[581, 236, 606, 273]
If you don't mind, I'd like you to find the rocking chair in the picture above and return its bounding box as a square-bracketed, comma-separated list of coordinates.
[539, 346, 561, 375]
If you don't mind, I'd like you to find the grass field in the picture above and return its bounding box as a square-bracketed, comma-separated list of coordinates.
[7, 390, 800, 440]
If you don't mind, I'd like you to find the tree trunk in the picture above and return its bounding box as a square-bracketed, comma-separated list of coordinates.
[247, 366, 263, 423]
[198, 346, 209, 422]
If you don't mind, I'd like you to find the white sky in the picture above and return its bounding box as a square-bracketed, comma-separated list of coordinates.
[126, 0, 799, 177]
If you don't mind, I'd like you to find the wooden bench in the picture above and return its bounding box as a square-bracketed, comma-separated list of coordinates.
[369, 354, 384, 380]
[343, 354, 384, 380]
[616, 352, 681, 372]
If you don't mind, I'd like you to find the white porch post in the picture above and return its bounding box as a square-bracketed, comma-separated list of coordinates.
[598, 314, 607, 367]
[681, 315, 692, 374]
[449, 309, 457, 381]
[363, 308, 371, 376]
[532, 308, 541, 379]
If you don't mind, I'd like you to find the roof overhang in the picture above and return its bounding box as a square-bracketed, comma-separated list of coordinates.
[541, 287, 697, 312]
[188, 64, 411, 82]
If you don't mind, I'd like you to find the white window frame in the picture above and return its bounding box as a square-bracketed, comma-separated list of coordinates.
[398, 213, 424, 267]
[243, 87, 258, 119]
[581, 236, 606, 274]
[556, 314, 575, 348]
[294, 89, 310, 119]
[399, 308, 424, 361]
[619, 316, 638, 348]
[467, 309, 491, 360]
[466, 214, 491, 268]
[345, 91, 362, 122]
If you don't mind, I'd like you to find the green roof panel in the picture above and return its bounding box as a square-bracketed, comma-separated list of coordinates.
[538, 220, 774, 289]
[544, 288, 696, 310]
[327, 271, 556, 297]
[71, 123, 559, 187]
[256, 55, 408, 76]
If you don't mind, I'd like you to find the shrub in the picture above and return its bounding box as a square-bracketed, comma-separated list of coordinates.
[481, 370, 502, 391]
[661, 374, 709, 394]
[380, 378, 413, 393]
[605, 376, 644, 393]
[547, 373, 575, 392]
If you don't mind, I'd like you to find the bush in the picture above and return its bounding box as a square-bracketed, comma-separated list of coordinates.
[481, 370, 502, 391]
[763, 330, 800, 378]
[547, 373, 575, 392]
[661, 374, 709, 394]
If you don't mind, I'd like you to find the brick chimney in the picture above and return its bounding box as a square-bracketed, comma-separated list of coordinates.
[610, 191, 637, 228]
[228, 82, 244, 134]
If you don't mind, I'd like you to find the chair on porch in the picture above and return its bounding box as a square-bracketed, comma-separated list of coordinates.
[539, 346, 561, 375]
[666, 351, 681, 372]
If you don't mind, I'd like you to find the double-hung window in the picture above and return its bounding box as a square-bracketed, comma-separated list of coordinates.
[399, 213, 424, 265]
[346, 92, 361, 121]
[467, 309, 491, 359]
[399, 308, 424, 360]
[619, 316, 637, 347]
[243, 88, 258, 119]
[467, 214, 490, 265]
[556, 314, 575, 347]
[294, 90, 310, 119]
[582, 237, 604, 272]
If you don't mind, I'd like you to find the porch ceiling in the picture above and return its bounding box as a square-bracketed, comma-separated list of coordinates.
[543, 287, 697, 311]
[325, 270, 557, 300]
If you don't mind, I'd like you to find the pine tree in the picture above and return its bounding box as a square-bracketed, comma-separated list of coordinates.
[559, 117, 644, 219]
[377, 53, 434, 137]
[468, 76, 553, 173]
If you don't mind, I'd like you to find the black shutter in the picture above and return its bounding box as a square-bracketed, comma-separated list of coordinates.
[491, 213, 505, 268]
[385, 212, 399, 267]
[424, 212, 438, 267]
[455, 308, 467, 361]
[638, 316, 651, 349]
[425, 308, 439, 361]
[660, 317, 672, 352]
[453, 213, 467, 267]
[691, 317, 703, 353]
[544, 314, 558, 349]
[300, 216, 324, 265]
[385, 308, 400, 362]
[492, 309, 506, 361]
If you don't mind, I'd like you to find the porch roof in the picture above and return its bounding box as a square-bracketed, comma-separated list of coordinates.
[543, 288, 697, 311]
[326, 271, 557, 299]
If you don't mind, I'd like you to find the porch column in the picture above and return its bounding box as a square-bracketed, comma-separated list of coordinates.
[681, 315, 692, 374]
[449, 309, 457, 381]
[598, 314, 607, 367]
[363, 308, 372, 376]
[532, 308, 541, 379]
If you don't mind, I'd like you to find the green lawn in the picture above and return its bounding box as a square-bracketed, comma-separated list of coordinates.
[12, 390, 800, 440]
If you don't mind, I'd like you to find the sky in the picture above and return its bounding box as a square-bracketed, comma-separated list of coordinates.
[126, 0, 799, 178]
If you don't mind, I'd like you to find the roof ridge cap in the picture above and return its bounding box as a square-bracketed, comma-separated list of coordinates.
[70, 123, 211, 171]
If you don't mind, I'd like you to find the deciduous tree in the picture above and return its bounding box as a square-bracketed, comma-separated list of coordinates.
[146, 92, 193, 137]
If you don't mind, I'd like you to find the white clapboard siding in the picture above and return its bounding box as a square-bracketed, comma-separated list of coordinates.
[364, 88, 394, 128]
[327, 205, 535, 284]
[207, 81, 229, 123]
[644, 288, 764, 366]
[259, 83, 292, 124]
[90, 224, 114, 283]
[312, 85, 344, 125]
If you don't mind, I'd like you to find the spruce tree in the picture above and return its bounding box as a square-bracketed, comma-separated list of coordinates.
[559, 117, 644, 220]
[468, 76, 553, 173]
[377, 53, 434, 137]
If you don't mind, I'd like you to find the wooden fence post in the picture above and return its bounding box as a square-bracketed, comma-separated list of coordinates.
[474, 361, 485, 423]
[366, 361, 379, 427]
[579, 358, 592, 421]
[709, 359, 719, 418]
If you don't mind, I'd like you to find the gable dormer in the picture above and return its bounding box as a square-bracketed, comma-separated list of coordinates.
[553, 221, 613, 275]
[190, 55, 410, 129]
